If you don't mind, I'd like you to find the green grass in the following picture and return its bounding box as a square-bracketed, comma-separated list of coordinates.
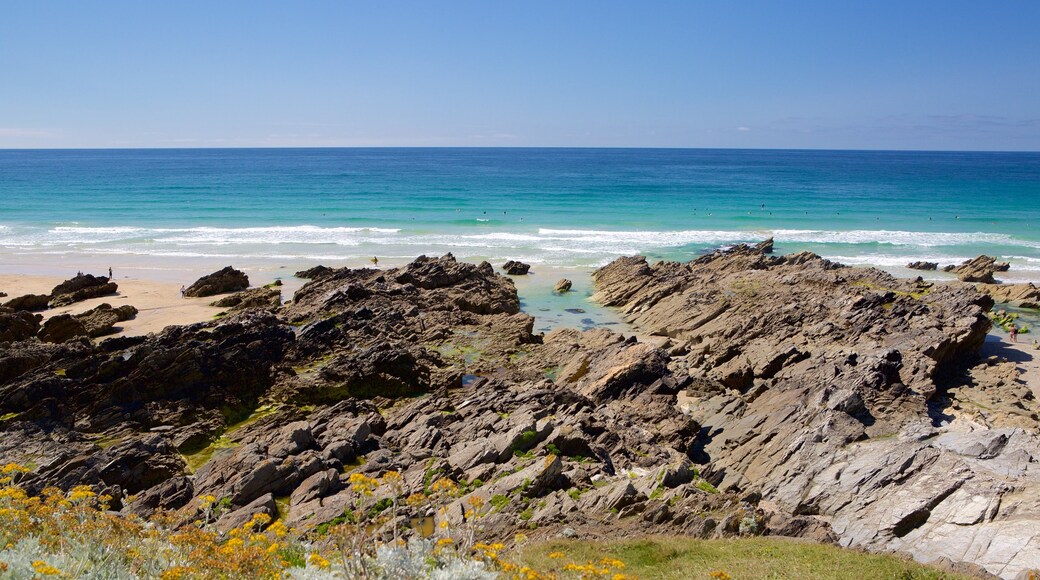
[696, 480, 720, 494]
[0, 412, 19, 422]
[180, 404, 282, 473]
[521, 537, 971, 580]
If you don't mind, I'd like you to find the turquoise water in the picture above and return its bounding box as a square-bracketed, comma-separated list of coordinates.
[1, 148, 1039, 279]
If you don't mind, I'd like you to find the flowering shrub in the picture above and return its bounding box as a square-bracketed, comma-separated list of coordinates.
[0, 464, 633, 579]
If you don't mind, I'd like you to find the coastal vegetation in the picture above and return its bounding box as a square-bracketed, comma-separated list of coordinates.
[0, 464, 966, 579]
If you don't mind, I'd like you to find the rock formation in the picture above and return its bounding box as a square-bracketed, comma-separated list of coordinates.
[942, 255, 1010, 284]
[502, 260, 531, 275]
[211, 287, 282, 312]
[907, 261, 938, 271]
[184, 266, 250, 297]
[49, 274, 119, 307]
[976, 282, 1040, 310]
[1, 251, 1037, 577]
[554, 279, 573, 293]
[0, 307, 42, 343]
[592, 245, 1039, 577]
[4, 293, 52, 312]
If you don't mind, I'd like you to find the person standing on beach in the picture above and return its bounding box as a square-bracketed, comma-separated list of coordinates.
[179, 285, 185, 298]
[1009, 323, 1018, 343]
[108, 267, 113, 278]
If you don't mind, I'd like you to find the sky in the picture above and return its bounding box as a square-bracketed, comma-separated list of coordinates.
[1, 1, 1038, 150]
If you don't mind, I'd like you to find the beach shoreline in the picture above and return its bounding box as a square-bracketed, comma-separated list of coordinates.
[0, 258, 630, 338]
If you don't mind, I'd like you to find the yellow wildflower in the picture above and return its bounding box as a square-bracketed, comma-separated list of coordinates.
[32, 560, 62, 576]
[308, 553, 331, 569]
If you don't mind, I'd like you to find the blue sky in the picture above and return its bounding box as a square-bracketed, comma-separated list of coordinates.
[1, 1, 1037, 150]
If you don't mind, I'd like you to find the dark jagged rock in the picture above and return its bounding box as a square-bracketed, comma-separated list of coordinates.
[211, 287, 281, 312]
[0, 307, 42, 343]
[295, 265, 335, 280]
[37, 303, 137, 342]
[51, 274, 108, 297]
[75, 303, 138, 337]
[49, 274, 119, 307]
[2, 310, 295, 433]
[4, 293, 51, 312]
[502, 260, 531, 275]
[753, 237, 774, 254]
[592, 246, 1040, 577]
[907, 261, 939, 271]
[554, 279, 573, 293]
[38, 314, 90, 343]
[183, 266, 250, 298]
[942, 255, 1010, 283]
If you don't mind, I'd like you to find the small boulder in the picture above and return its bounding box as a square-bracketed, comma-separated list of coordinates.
[554, 279, 573, 293]
[184, 266, 250, 298]
[503, 260, 531, 275]
[907, 261, 938, 271]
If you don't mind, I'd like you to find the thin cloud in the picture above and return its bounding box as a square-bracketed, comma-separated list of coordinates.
[0, 127, 55, 138]
[736, 126, 751, 132]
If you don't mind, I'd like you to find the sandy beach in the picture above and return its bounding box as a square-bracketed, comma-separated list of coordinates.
[0, 274, 226, 338]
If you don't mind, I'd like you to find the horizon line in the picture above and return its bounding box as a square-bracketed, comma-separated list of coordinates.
[1, 145, 1038, 154]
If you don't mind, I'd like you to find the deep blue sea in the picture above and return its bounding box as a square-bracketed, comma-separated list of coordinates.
[1, 148, 1039, 280]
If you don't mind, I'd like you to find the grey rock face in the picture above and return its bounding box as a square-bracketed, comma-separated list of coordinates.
[592, 244, 1040, 578]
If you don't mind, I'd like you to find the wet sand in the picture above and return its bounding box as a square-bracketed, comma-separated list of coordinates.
[981, 332, 1040, 399]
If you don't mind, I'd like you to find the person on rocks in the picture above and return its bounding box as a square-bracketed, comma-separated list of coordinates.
[1009, 323, 1018, 343]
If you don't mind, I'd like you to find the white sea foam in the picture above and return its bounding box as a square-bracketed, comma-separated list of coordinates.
[769, 229, 1019, 247]
[3, 224, 1040, 273]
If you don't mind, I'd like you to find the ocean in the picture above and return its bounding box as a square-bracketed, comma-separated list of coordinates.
[1, 147, 1037, 332]
[1, 148, 1038, 278]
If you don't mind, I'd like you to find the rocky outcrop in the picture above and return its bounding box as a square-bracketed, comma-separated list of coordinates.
[36, 303, 138, 343]
[593, 244, 1040, 577]
[50, 274, 119, 307]
[183, 266, 249, 298]
[976, 283, 1040, 310]
[76, 303, 138, 337]
[942, 255, 1010, 284]
[0, 307, 42, 343]
[907, 261, 939, 271]
[295, 265, 335, 280]
[38, 314, 89, 343]
[554, 279, 573, 293]
[4, 294, 51, 312]
[211, 287, 281, 312]
[3, 251, 1036, 576]
[502, 260, 531, 275]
